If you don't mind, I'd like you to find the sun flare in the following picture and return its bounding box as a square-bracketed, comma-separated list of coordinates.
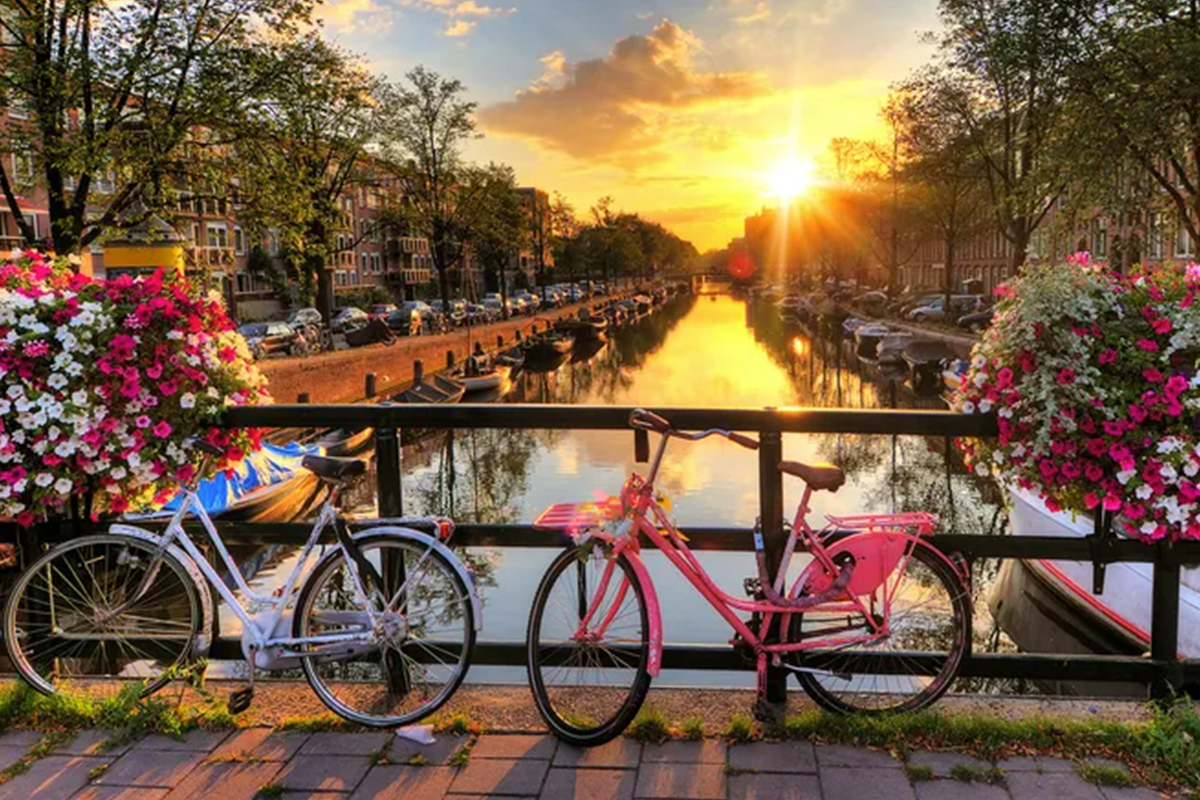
[764, 157, 816, 202]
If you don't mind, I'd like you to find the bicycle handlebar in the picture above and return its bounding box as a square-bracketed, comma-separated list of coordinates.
[628, 409, 759, 450]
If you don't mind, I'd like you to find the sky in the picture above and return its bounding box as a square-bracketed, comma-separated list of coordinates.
[316, 0, 942, 251]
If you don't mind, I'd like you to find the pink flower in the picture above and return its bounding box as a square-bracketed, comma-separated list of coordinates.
[1057, 368, 1076, 385]
[1165, 375, 1188, 396]
[1144, 367, 1164, 383]
[1085, 463, 1104, 482]
[135, 415, 151, 429]
[1103, 494, 1123, 512]
[1103, 420, 1126, 437]
[1151, 318, 1172, 335]
[1129, 405, 1148, 423]
[1136, 339, 1160, 352]
[1085, 492, 1101, 509]
[152, 421, 172, 438]
[146, 363, 163, 379]
[1098, 349, 1117, 365]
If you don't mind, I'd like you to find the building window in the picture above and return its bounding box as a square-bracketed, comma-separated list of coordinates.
[371, 253, 381, 273]
[1093, 217, 1108, 260]
[21, 213, 38, 240]
[206, 223, 229, 250]
[190, 223, 201, 246]
[360, 252, 368, 274]
[233, 227, 245, 256]
[1149, 213, 1165, 260]
[1175, 222, 1193, 258]
[12, 151, 33, 184]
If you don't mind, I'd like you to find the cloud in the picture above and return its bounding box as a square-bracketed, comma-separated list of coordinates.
[734, 1, 770, 23]
[479, 20, 772, 170]
[444, 18, 476, 36]
[317, 0, 393, 33]
[453, 0, 514, 16]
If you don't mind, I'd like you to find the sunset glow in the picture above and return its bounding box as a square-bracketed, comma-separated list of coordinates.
[321, 0, 943, 250]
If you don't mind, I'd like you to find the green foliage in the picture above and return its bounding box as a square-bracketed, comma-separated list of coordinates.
[274, 714, 356, 733]
[678, 715, 706, 741]
[1076, 763, 1134, 787]
[256, 782, 285, 799]
[724, 714, 756, 744]
[447, 743, 473, 767]
[430, 711, 483, 736]
[903, 764, 935, 782]
[948, 764, 1005, 784]
[625, 706, 671, 744]
[335, 286, 393, 310]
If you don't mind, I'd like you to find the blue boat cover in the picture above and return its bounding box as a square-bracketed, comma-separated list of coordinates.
[156, 441, 321, 518]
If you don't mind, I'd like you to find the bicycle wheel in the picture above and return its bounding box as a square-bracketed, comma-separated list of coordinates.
[792, 539, 969, 713]
[527, 545, 651, 747]
[294, 533, 475, 727]
[3, 534, 200, 700]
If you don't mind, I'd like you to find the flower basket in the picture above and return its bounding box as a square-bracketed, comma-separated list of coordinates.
[954, 254, 1200, 543]
[0, 251, 269, 526]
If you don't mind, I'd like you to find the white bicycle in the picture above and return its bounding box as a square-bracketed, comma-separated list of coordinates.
[3, 441, 481, 727]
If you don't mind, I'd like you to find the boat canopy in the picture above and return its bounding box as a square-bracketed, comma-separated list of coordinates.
[155, 441, 322, 518]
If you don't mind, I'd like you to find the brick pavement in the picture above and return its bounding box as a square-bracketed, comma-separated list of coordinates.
[0, 729, 1180, 800]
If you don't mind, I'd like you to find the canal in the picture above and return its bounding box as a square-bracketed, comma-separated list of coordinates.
[377, 292, 1015, 690]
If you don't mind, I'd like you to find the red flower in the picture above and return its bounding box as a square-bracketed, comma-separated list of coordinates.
[1136, 339, 1160, 352]
[1098, 349, 1117, 365]
[1057, 368, 1076, 385]
[1151, 317, 1172, 335]
[1144, 367, 1164, 383]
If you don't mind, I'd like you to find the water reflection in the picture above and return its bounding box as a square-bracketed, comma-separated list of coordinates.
[400, 294, 1021, 689]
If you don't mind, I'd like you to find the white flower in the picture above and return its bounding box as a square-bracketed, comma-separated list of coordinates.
[53, 441, 74, 458]
[71, 390, 88, 406]
[1140, 521, 1159, 535]
[6, 385, 23, 399]
[46, 373, 68, 390]
[971, 354, 987, 369]
[992, 450, 1006, 464]
[972, 373, 987, 388]
[110, 466, 127, 480]
[53, 477, 72, 495]
[180, 392, 196, 409]
[34, 473, 53, 488]
[974, 463, 989, 476]
[979, 398, 993, 414]
[1161, 465, 1179, 484]
[1185, 461, 1199, 478]
[1135, 484, 1154, 500]
[960, 400, 976, 414]
[998, 406, 1013, 418]
[1117, 468, 1137, 485]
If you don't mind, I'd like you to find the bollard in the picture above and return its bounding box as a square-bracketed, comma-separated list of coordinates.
[365, 372, 377, 399]
[297, 392, 310, 404]
[474, 341, 484, 356]
[497, 335, 504, 348]
[515, 329, 522, 342]
[446, 350, 455, 370]
[413, 359, 424, 384]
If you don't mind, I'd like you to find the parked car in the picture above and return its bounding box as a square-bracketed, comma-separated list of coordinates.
[430, 298, 468, 326]
[465, 303, 495, 325]
[368, 303, 398, 321]
[906, 294, 983, 322]
[239, 322, 298, 359]
[515, 292, 540, 312]
[331, 307, 369, 333]
[852, 291, 889, 311]
[285, 307, 322, 328]
[482, 297, 505, 319]
[385, 300, 436, 334]
[957, 308, 995, 333]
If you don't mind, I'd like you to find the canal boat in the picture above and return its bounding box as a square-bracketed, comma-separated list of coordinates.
[451, 362, 512, 395]
[902, 339, 955, 394]
[555, 316, 609, 339]
[854, 323, 890, 361]
[877, 330, 915, 363]
[393, 373, 466, 404]
[989, 484, 1200, 693]
[522, 331, 575, 368]
[495, 346, 526, 373]
[633, 295, 653, 314]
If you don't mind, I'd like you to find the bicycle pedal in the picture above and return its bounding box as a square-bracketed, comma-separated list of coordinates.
[742, 576, 761, 597]
[227, 687, 254, 715]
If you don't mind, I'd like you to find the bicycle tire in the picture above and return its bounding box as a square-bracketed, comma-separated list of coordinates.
[294, 532, 475, 727]
[526, 546, 651, 747]
[792, 540, 969, 714]
[3, 534, 201, 699]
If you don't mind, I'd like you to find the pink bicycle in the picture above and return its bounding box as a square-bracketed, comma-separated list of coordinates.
[526, 409, 970, 746]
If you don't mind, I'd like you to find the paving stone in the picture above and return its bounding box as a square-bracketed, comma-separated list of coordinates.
[387, 734, 468, 766]
[449, 758, 550, 796]
[641, 740, 726, 764]
[296, 732, 391, 757]
[816, 744, 900, 769]
[0, 755, 111, 800]
[471, 735, 557, 760]
[161, 761, 283, 800]
[94, 751, 206, 788]
[278, 794, 348, 800]
[915, 782, 1012, 800]
[0, 746, 28, 770]
[1099, 787, 1175, 800]
[276, 755, 372, 792]
[553, 739, 642, 769]
[995, 755, 1073, 773]
[129, 731, 230, 753]
[633, 762, 725, 799]
[821, 766, 916, 800]
[907, 750, 995, 777]
[539, 768, 635, 800]
[350, 766, 457, 800]
[53, 730, 132, 757]
[729, 773, 822, 800]
[69, 788, 171, 800]
[1005, 771, 1106, 800]
[731, 741, 818, 773]
[207, 729, 308, 762]
[0, 731, 45, 749]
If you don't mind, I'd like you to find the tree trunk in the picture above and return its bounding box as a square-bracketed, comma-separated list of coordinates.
[944, 238, 955, 319]
[314, 255, 334, 325]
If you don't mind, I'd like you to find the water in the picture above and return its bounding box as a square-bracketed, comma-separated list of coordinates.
[386, 293, 1014, 688]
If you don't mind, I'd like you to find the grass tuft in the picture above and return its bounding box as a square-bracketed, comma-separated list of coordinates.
[274, 714, 356, 733]
[948, 764, 1005, 784]
[447, 743, 473, 767]
[407, 754, 429, 767]
[431, 711, 483, 737]
[677, 715, 705, 741]
[903, 764, 935, 782]
[626, 707, 670, 744]
[1076, 762, 1134, 787]
[724, 714, 756, 745]
[256, 781, 285, 799]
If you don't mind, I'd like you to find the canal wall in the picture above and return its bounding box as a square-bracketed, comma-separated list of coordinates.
[258, 304, 593, 404]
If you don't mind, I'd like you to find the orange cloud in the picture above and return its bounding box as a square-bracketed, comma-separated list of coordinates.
[479, 20, 771, 170]
[444, 18, 477, 36]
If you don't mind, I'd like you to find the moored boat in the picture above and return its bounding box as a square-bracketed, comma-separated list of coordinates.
[902, 339, 955, 394]
[854, 323, 890, 361]
[393, 373, 466, 404]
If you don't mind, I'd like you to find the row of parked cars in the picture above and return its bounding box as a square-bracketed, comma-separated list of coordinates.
[850, 290, 994, 332]
[236, 283, 614, 359]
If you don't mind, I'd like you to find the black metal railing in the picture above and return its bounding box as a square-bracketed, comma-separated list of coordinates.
[35, 404, 1200, 703]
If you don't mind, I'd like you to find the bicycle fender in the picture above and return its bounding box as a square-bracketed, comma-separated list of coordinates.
[107, 524, 216, 657]
[620, 550, 663, 678]
[335, 527, 483, 632]
[792, 533, 960, 600]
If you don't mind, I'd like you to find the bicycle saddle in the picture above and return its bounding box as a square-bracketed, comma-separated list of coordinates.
[302, 455, 367, 482]
[777, 460, 846, 492]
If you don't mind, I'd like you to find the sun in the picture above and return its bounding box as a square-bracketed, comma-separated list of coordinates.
[765, 157, 815, 202]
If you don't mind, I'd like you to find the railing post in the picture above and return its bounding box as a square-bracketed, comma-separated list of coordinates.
[376, 416, 403, 517]
[757, 427, 788, 715]
[1149, 545, 1182, 701]
[365, 372, 377, 399]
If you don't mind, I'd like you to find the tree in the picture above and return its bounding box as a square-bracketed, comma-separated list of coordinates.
[0, 0, 313, 255]
[233, 36, 381, 322]
[470, 164, 527, 317]
[925, 0, 1085, 268]
[1065, 2, 1200, 248]
[522, 189, 573, 302]
[893, 82, 989, 310]
[379, 66, 485, 309]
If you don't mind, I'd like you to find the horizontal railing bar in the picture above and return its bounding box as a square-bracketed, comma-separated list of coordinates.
[33, 521, 1200, 563]
[224, 403, 1000, 437]
[204, 638, 1197, 682]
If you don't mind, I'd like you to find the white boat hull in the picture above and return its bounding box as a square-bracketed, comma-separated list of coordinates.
[1002, 485, 1200, 659]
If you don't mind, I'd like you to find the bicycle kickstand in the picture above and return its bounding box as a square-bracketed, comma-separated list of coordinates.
[751, 652, 784, 728]
[227, 648, 257, 715]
